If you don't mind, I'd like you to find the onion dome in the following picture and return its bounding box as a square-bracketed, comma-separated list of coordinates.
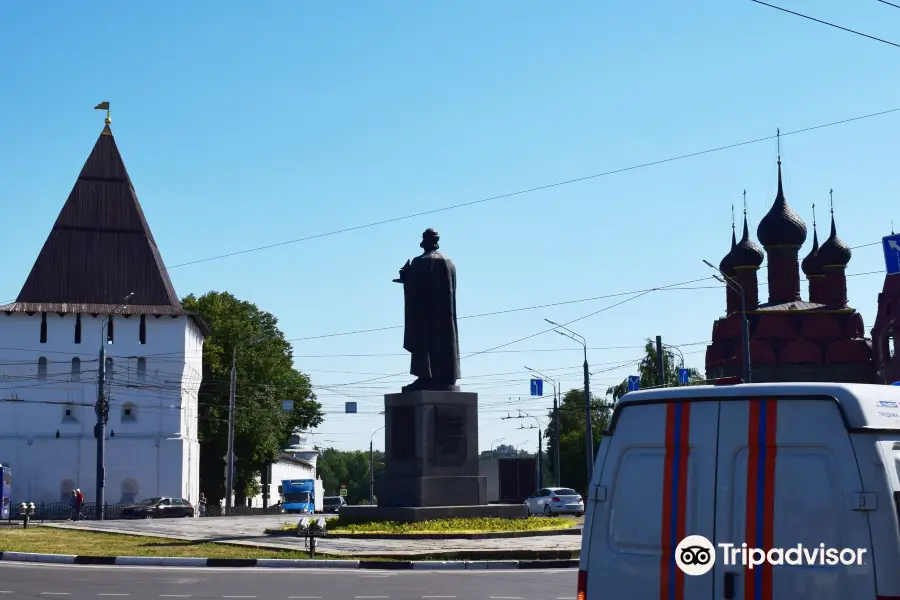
[719, 224, 738, 274]
[757, 160, 807, 248]
[801, 223, 823, 276]
[730, 214, 764, 268]
[817, 214, 851, 267]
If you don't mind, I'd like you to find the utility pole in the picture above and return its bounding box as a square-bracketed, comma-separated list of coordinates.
[95, 333, 108, 520]
[226, 337, 264, 511]
[525, 366, 561, 486]
[369, 425, 384, 504]
[226, 346, 237, 511]
[656, 335, 666, 387]
[96, 293, 133, 520]
[544, 320, 593, 482]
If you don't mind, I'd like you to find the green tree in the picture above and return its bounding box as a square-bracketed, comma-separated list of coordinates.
[605, 339, 704, 401]
[316, 448, 385, 505]
[543, 388, 612, 495]
[182, 291, 324, 505]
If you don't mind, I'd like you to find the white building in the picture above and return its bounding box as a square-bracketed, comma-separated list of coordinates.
[247, 432, 320, 508]
[0, 118, 208, 507]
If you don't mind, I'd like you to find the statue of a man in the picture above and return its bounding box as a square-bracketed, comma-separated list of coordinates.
[394, 228, 461, 392]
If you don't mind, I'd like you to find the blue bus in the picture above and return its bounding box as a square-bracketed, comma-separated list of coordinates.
[280, 478, 323, 514]
[0, 464, 10, 520]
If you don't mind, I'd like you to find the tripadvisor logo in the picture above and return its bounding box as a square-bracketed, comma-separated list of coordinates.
[675, 535, 868, 576]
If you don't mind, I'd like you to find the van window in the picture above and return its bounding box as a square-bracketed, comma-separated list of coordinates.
[608, 448, 672, 553]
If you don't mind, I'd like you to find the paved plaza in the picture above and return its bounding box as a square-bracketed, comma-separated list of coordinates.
[43, 515, 582, 557]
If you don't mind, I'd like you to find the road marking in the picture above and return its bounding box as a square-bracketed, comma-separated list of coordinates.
[223, 597, 256, 599]
[158, 596, 192, 598]
[355, 597, 389, 599]
[40, 595, 71, 597]
[423, 597, 457, 599]
[288, 597, 323, 599]
[490, 597, 524, 600]
[98, 595, 131, 597]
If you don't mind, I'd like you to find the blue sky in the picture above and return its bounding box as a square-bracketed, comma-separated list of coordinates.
[1, 1, 898, 453]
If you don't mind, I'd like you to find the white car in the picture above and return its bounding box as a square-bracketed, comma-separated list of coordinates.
[524, 487, 584, 516]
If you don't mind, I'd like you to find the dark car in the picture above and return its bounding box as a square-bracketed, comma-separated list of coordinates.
[120, 497, 195, 519]
[323, 495, 346, 513]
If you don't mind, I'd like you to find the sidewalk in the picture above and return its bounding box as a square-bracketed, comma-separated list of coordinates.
[42, 515, 582, 558]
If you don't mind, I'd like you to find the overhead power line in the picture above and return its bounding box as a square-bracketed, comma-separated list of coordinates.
[749, 0, 900, 48]
[876, 0, 900, 9]
[39, 106, 891, 282]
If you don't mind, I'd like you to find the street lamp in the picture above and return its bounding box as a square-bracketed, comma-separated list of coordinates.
[544, 319, 594, 482]
[226, 336, 265, 510]
[525, 366, 561, 486]
[703, 260, 751, 383]
[96, 292, 134, 520]
[370, 425, 385, 504]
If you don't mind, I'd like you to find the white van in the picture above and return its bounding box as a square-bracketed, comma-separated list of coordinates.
[578, 382, 900, 600]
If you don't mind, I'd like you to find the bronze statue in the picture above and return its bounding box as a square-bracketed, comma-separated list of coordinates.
[394, 228, 461, 392]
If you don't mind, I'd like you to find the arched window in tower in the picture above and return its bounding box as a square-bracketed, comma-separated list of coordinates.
[40, 312, 47, 344]
[121, 402, 137, 423]
[74, 314, 82, 344]
[60, 479, 76, 503]
[136, 358, 147, 382]
[120, 478, 139, 504]
[139, 314, 147, 344]
[107, 316, 114, 344]
[38, 357, 48, 380]
[71, 357, 81, 382]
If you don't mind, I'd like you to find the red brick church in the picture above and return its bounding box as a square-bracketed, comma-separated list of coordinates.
[706, 156, 899, 384]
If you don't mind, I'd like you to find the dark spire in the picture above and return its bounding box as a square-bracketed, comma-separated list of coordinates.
[817, 189, 852, 267]
[802, 202, 823, 276]
[730, 196, 764, 268]
[9, 122, 185, 312]
[719, 203, 738, 274]
[756, 149, 808, 248]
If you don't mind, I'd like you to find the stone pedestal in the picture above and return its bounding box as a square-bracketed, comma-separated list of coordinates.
[378, 390, 486, 507]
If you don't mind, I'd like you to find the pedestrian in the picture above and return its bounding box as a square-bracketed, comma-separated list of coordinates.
[198, 492, 207, 517]
[75, 488, 84, 520]
[70, 490, 78, 521]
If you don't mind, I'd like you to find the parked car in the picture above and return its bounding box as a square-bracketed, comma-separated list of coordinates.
[524, 487, 584, 516]
[323, 495, 346, 513]
[120, 497, 195, 519]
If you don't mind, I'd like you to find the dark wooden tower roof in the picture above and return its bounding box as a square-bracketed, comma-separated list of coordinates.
[1, 123, 203, 330]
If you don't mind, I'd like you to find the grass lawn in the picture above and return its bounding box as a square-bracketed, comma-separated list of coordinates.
[269, 516, 576, 535]
[0, 528, 337, 560]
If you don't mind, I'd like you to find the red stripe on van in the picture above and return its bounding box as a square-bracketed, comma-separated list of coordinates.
[745, 398, 778, 600]
[660, 402, 691, 600]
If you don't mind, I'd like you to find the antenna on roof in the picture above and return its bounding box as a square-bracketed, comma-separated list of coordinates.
[743, 189, 748, 216]
[829, 188, 834, 216]
[812, 202, 816, 229]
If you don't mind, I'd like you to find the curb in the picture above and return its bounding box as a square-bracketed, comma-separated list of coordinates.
[0, 551, 578, 570]
[264, 528, 582, 540]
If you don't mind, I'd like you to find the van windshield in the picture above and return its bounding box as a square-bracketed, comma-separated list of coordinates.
[284, 492, 311, 503]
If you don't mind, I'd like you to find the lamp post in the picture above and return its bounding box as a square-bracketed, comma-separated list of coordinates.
[544, 319, 594, 482]
[703, 260, 751, 383]
[226, 336, 265, 511]
[96, 292, 134, 520]
[369, 425, 385, 504]
[525, 366, 561, 486]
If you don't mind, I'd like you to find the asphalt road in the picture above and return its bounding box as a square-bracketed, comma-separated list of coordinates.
[0, 562, 576, 599]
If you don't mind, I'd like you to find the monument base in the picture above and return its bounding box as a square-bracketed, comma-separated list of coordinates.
[379, 475, 486, 507]
[338, 503, 529, 524]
